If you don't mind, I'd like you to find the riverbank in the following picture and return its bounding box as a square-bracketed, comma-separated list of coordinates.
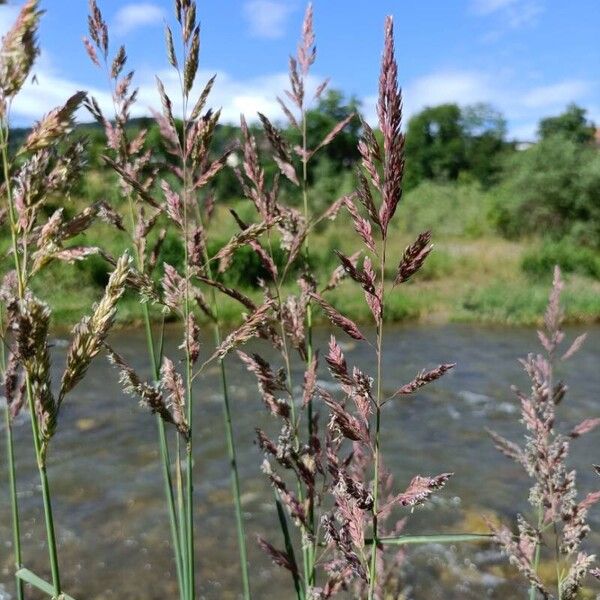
[38, 235, 600, 329]
[16, 183, 600, 330]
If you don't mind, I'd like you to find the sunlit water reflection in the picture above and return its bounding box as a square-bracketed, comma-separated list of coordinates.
[1, 323, 599, 598]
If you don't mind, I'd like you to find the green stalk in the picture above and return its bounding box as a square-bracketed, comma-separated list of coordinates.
[194, 200, 250, 598]
[272, 278, 309, 592]
[529, 506, 543, 600]
[125, 182, 185, 599]
[368, 239, 387, 600]
[181, 87, 195, 600]
[1, 308, 24, 600]
[175, 435, 189, 598]
[184, 354, 195, 600]
[275, 493, 305, 600]
[25, 377, 62, 596]
[142, 303, 186, 599]
[300, 99, 317, 589]
[182, 268, 195, 600]
[266, 233, 309, 596]
[1, 122, 62, 598]
[4, 408, 24, 600]
[218, 361, 251, 598]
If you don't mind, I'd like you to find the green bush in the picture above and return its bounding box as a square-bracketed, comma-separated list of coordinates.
[157, 228, 337, 289]
[308, 157, 355, 225]
[204, 238, 288, 288]
[398, 181, 494, 238]
[75, 253, 111, 288]
[521, 239, 600, 280]
[419, 249, 454, 280]
[492, 135, 600, 245]
[159, 230, 186, 272]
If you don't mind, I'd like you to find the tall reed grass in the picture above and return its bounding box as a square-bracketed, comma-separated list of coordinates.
[488, 266, 600, 599]
[0, 1, 597, 599]
[0, 3, 129, 598]
[83, 1, 255, 598]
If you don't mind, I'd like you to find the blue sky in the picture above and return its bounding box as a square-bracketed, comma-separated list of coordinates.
[1, 0, 598, 138]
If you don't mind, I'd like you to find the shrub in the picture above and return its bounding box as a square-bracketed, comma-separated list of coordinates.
[492, 134, 600, 245]
[399, 180, 494, 238]
[521, 239, 600, 280]
[158, 230, 185, 272]
[76, 252, 111, 287]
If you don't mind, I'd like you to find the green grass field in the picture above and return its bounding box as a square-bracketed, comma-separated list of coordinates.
[14, 178, 598, 330]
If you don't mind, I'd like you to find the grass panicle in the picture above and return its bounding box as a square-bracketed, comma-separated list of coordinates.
[313, 17, 456, 598]
[488, 266, 600, 599]
[0, 3, 123, 597]
[0, 2, 598, 599]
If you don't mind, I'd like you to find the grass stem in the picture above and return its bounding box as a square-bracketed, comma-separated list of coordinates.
[301, 90, 317, 590]
[275, 493, 305, 600]
[1, 121, 63, 599]
[142, 303, 186, 599]
[368, 239, 387, 600]
[196, 203, 251, 599]
[1, 308, 24, 600]
[25, 377, 62, 596]
[529, 506, 543, 600]
[4, 408, 24, 600]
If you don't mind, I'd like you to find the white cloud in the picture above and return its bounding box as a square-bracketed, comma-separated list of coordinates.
[6, 51, 594, 144]
[471, 0, 543, 37]
[522, 80, 590, 109]
[113, 3, 166, 36]
[361, 70, 495, 129]
[129, 67, 321, 124]
[472, 0, 521, 15]
[362, 69, 595, 140]
[405, 71, 494, 114]
[8, 48, 322, 129]
[11, 55, 111, 124]
[131, 69, 290, 123]
[243, 0, 294, 39]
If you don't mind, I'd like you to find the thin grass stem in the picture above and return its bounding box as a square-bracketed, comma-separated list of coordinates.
[1, 121, 63, 599]
[25, 376, 62, 596]
[300, 86, 317, 590]
[195, 201, 251, 599]
[142, 303, 185, 598]
[180, 80, 196, 600]
[1, 308, 24, 600]
[4, 408, 24, 600]
[529, 505, 543, 600]
[175, 435, 189, 597]
[368, 239, 387, 600]
[264, 232, 310, 594]
[275, 493, 305, 600]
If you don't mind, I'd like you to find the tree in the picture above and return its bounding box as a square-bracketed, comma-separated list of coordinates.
[294, 89, 361, 177]
[493, 134, 600, 246]
[461, 103, 507, 186]
[404, 102, 509, 189]
[404, 103, 467, 189]
[538, 104, 596, 144]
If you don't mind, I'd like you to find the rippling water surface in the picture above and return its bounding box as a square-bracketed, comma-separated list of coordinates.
[1, 323, 599, 599]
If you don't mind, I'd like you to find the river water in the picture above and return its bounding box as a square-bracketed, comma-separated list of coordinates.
[1, 323, 599, 599]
